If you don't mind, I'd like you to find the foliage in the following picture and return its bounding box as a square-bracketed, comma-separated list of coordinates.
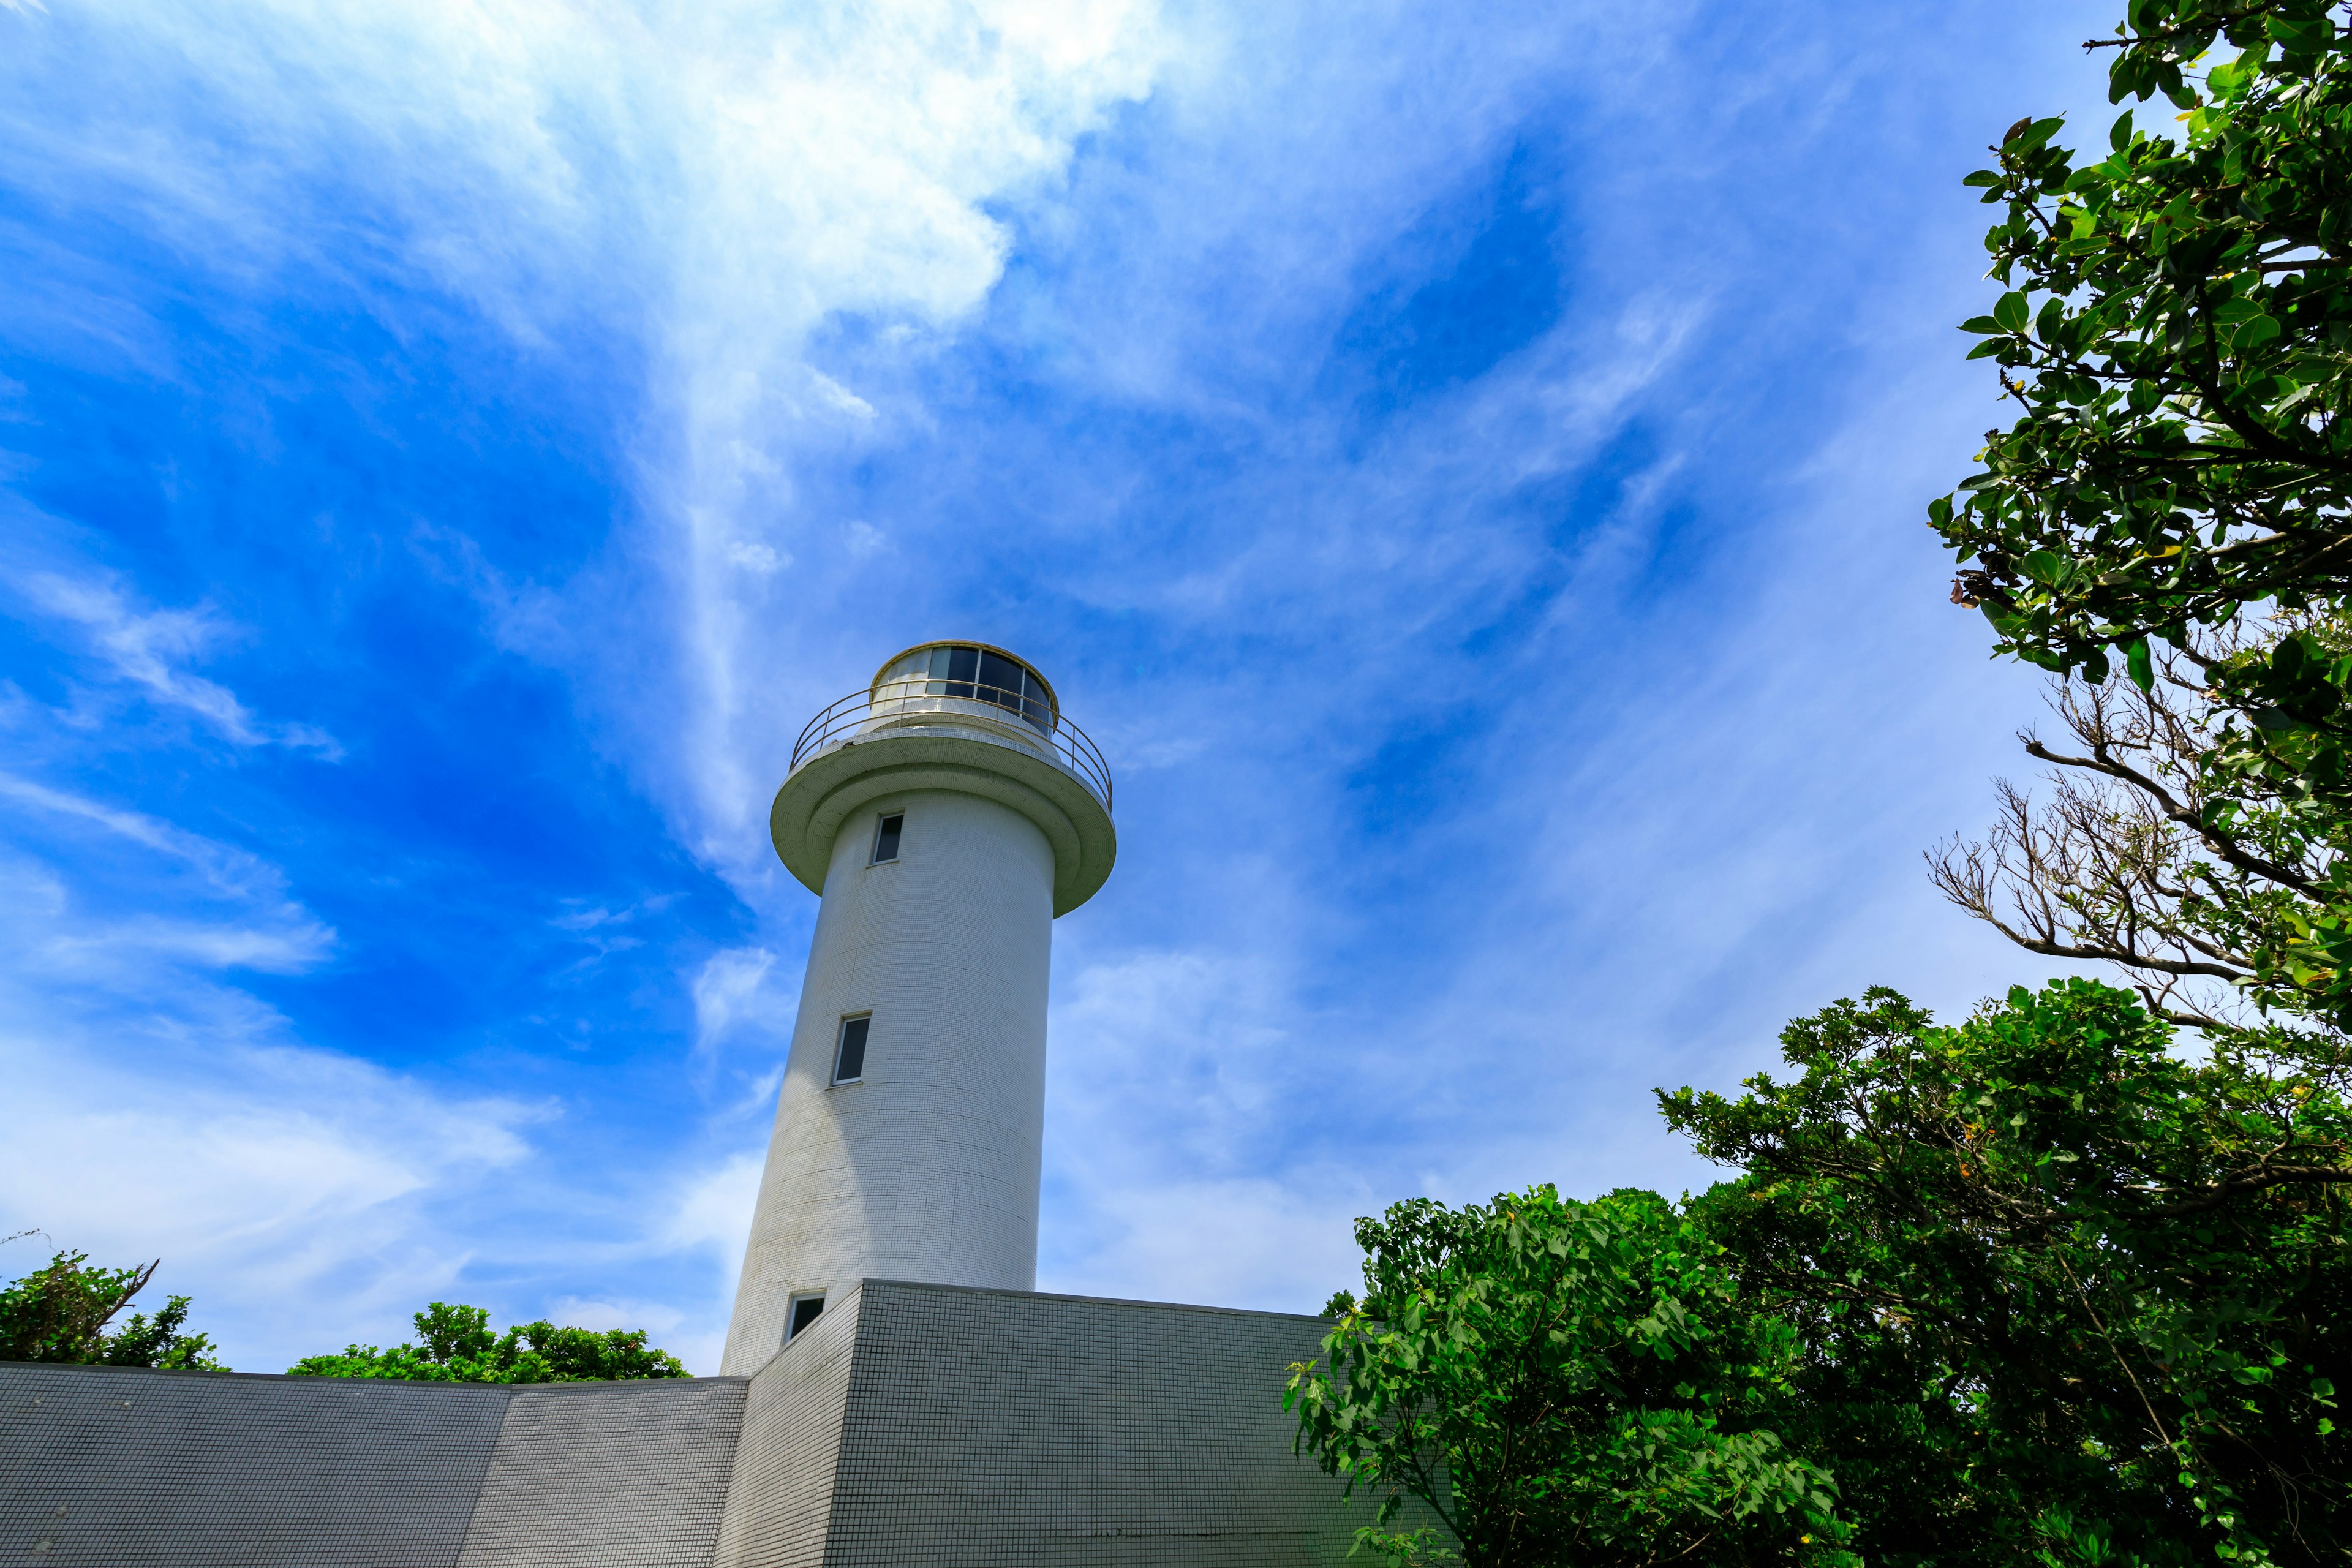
[1929, 624, 2352, 1065]
[1661, 979, 2352, 1567]
[289, 1300, 689, 1383]
[1286, 1186, 1855, 1568]
[1931, 0, 2352, 1027]
[0, 1245, 225, 1370]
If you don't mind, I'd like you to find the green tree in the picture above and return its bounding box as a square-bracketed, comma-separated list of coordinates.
[1661, 979, 2351, 1567]
[1926, 620, 2352, 1081]
[1931, 0, 2352, 1030]
[290, 1301, 689, 1383]
[1286, 1187, 1854, 1568]
[1909, 7, 2352, 1558]
[0, 1243, 225, 1370]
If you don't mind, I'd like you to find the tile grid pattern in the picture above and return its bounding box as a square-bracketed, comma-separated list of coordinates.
[714, 1285, 867, 1568]
[0, 1361, 511, 1567]
[456, 1377, 750, 1568]
[818, 1280, 1366, 1567]
[3, 1283, 1417, 1568]
[725, 789, 1056, 1374]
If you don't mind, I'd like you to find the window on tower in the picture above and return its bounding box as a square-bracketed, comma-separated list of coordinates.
[786, 1294, 825, 1341]
[921, 644, 1053, 732]
[832, 1015, 870, 1084]
[871, 813, 903, 864]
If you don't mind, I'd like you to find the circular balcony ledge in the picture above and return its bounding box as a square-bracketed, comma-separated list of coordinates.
[771, 691, 1117, 916]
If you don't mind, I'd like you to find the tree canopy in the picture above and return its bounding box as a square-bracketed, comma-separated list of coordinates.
[1287, 1188, 1853, 1568]
[1666, 979, 2350, 1566]
[288, 1301, 690, 1384]
[1934, 0, 2352, 1029]
[0, 1245, 223, 1370]
[1295, 6, 2352, 1561]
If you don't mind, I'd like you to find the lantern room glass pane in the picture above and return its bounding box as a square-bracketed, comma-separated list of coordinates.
[976, 650, 1023, 704]
[945, 646, 978, 697]
[908, 645, 1050, 731]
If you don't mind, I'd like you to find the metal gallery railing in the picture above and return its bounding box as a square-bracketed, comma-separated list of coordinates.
[790, 681, 1113, 813]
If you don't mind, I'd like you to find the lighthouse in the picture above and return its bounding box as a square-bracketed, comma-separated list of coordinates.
[718, 642, 1117, 1373]
[36, 640, 1388, 1562]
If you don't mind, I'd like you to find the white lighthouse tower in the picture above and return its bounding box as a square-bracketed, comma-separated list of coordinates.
[719, 641, 1116, 1373]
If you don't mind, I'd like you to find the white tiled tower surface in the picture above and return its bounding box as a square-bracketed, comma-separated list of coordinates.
[721, 644, 1117, 1375]
[723, 790, 1055, 1368]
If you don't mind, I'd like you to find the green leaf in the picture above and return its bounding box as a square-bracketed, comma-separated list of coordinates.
[2127, 636, 2154, 692]
[1993, 291, 2031, 334]
[2235, 313, 2282, 349]
[2010, 116, 2067, 153]
[1963, 170, 2003, 189]
[2021, 549, 2069, 586]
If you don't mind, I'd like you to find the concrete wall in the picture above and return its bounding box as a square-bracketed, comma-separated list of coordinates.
[713, 1283, 867, 1568]
[0, 1362, 746, 1568]
[718, 1280, 1366, 1568]
[1, 1360, 507, 1567]
[457, 1376, 747, 1568]
[725, 790, 1057, 1374]
[3, 1282, 1384, 1568]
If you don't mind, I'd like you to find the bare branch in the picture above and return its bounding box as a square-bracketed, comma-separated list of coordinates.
[1931, 621, 2350, 1050]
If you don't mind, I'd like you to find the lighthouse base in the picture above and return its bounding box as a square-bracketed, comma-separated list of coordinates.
[1, 1281, 1396, 1568]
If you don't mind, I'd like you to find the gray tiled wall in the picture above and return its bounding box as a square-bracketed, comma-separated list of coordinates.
[0, 1360, 510, 1567]
[457, 1377, 748, 1568]
[815, 1281, 1365, 1567]
[4, 1284, 1403, 1568]
[714, 1284, 866, 1568]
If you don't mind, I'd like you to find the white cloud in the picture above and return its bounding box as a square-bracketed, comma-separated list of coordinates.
[5, 0, 1171, 845]
[0, 772, 334, 973]
[650, 1150, 766, 1369]
[663, 1151, 766, 1257]
[723, 540, 786, 575]
[1041, 1174, 1371, 1314]
[690, 944, 781, 1057]
[0, 1006, 545, 1368]
[541, 1295, 685, 1336]
[627, 0, 1167, 851]
[0, 0, 2124, 1368]
[809, 372, 876, 422]
[9, 570, 340, 755]
[0, 0, 1177, 1372]
[1041, 948, 1360, 1303]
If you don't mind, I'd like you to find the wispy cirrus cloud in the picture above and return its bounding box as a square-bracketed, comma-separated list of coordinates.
[11, 571, 339, 754]
[0, 771, 334, 973]
[0, 0, 2124, 1374]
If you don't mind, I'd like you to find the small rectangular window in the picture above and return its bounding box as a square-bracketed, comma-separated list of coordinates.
[871, 813, 903, 864]
[832, 1016, 869, 1084]
[786, 1294, 825, 1341]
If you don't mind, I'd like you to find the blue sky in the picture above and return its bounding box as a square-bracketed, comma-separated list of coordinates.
[1, 0, 2117, 1371]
